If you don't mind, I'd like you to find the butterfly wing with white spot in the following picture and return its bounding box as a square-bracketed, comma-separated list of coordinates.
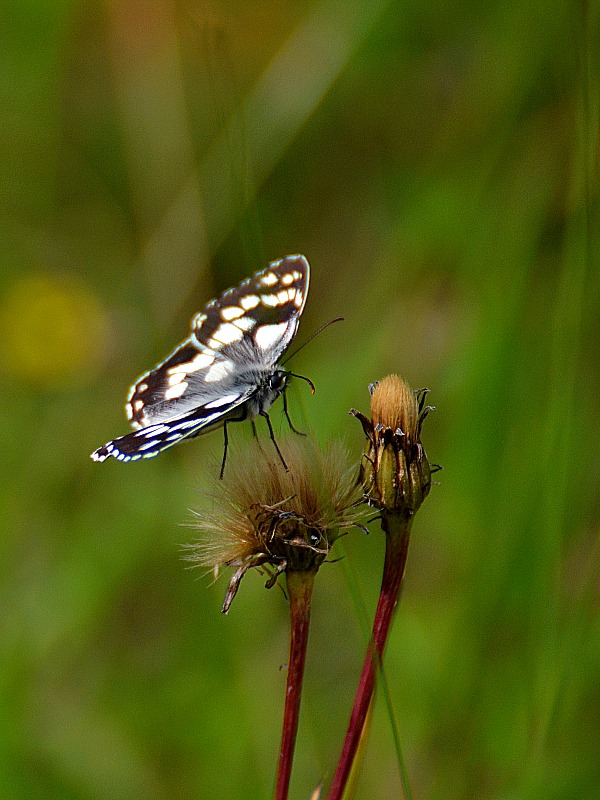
[126, 256, 309, 428]
[125, 338, 237, 429]
[194, 254, 309, 368]
[91, 254, 310, 463]
[91, 387, 255, 462]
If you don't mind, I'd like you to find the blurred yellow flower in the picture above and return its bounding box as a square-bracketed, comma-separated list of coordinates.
[0, 273, 109, 386]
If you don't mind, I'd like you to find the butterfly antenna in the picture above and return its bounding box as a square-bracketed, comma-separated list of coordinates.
[282, 317, 344, 365]
[287, 373, 316, 394]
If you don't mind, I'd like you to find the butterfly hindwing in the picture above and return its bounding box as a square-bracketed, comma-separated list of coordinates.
[91, 255, 310, 463]
[92, 389, 254, 462]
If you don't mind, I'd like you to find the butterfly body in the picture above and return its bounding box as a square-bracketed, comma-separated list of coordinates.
[91, 255, 308, 463]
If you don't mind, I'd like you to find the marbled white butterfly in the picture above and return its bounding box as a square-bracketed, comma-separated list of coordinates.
[91, 255, 310, 473]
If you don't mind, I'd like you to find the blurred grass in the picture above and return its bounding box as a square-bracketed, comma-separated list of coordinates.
[1, 1, 599, 798]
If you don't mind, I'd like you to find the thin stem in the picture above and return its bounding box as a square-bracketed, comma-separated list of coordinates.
[327, 514, 412, 800]
[275, 568, 316, 800]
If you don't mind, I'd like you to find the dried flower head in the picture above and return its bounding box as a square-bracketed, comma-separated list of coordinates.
[184, 438, 368, 612]
[351, 375, 433, 518]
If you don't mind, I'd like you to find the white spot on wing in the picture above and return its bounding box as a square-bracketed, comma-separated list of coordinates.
[171, 418, 205, 430]
[205, 361, 231, 382]
[167, 351, 215, 378]
[260, 294, 279, 307]
[204, 394, 241, 409]
[191, 352, 215, 370]
[254, 322, 289, 351]
[233, 316, 254, 332]
[261, 272, 278, 286]
[281, 273, 294, 285]
[208, 323, 244, 347]
[138, 424, 170, 436]
[220, 306, 244, 321]
[164, 382, 188, 400]
[240, 294, 260, 310]
[193, 312, 207, 328]
[138, 439, 161, 452]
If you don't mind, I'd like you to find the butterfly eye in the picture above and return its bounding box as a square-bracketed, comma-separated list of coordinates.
[269, 371, 287, 392]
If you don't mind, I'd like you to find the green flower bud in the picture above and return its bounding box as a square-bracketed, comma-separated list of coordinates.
[351, 375, 433, 520]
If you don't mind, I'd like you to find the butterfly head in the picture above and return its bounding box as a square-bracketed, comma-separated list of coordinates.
[247, 368, 289, 418]
[268, 368, 289, 395]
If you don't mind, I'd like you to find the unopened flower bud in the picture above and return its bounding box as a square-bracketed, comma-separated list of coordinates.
[351, 375, 433, 519]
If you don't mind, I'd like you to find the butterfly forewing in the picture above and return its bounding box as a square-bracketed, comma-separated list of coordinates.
[91, 255, 309, 463]
[192, 254, 308, 362]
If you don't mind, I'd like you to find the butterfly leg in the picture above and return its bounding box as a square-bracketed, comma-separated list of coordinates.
[220, 422, 230, 480]
[220, 409, 249, 479]
[260, 411, 289, 472]
[283, 389, 306, 436]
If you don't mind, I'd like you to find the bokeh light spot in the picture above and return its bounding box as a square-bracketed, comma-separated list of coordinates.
[0, 273, 109, 386]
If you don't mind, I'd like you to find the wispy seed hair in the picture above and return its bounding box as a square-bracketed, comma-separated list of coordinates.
[185, 438, 367, 573]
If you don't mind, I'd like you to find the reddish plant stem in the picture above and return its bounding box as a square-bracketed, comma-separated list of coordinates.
[275, 568, 316, 800]
[327, 516, 412, 800]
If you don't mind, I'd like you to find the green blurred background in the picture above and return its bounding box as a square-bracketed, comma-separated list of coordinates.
[1, 1, 599, 798]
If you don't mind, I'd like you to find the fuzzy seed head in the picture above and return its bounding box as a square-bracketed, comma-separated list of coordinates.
[184, 438, 368, 612]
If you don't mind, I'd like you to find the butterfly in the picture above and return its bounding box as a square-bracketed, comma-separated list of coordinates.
[91, 255, 311, 475]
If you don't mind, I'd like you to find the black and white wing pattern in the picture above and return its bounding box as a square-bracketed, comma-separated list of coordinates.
[91, 254, 309, 462]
